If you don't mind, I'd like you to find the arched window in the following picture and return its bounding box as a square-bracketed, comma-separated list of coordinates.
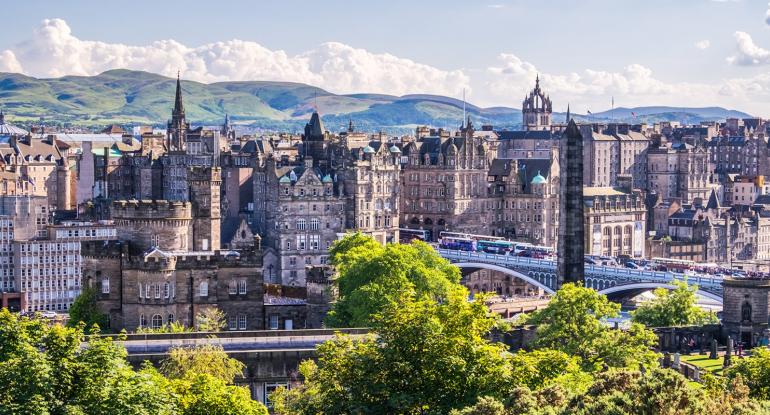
[613, 226, 622, 254]
[297, 219, 307, 230]
[424, 218, 433, 225]
[199, 281, 209, 297]
[310, 218, 320, 231]
[151, 314, 163, 329]
[411, 217, 420, 225]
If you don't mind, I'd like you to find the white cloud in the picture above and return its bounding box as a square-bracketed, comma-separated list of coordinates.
[0, 50, 22, 73]
[727, 31, 770, 65]
[487, 4, 505, 8]
[0, 18, 470, 98]
[695, 40, 711, 50]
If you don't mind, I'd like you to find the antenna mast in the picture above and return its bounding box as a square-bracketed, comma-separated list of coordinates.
[462, 88, 466, 126]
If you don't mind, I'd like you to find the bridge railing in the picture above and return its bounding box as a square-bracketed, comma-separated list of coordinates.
[437, 249, 723, 290]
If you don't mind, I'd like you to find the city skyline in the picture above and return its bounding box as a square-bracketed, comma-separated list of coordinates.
[2, 0, 770, 114]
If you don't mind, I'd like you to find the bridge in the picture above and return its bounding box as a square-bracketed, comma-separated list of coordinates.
[437, 249, 725, 302]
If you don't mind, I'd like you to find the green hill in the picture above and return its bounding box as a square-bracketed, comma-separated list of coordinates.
[0, 69, 752, 133]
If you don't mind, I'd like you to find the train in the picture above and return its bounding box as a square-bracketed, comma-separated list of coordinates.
[437, 231, 555, 258]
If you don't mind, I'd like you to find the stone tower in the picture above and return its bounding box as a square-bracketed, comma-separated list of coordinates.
[557, 119, 585, 286]
[522, 75, 553, 131]
[189, 166, 222, 251]
[303, 111, 327, 163]
[167, 74, 189, 152]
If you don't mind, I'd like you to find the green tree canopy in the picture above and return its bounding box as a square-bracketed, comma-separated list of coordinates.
[726, 347, 770, 401]
[67, 285, 109, 333]
[630, 280, 719, 327]
[522, 284, 659, 371]
[273, 289, 512, 415]
[0, 308, 267, 415]
[326, 233, 462, 327]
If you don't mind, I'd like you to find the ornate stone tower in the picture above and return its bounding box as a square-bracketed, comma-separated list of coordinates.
[167, 74, 189, 152]
[557, 119, 585, 286]
[522, 75, 553, 131]
[303, 112, 327, 163]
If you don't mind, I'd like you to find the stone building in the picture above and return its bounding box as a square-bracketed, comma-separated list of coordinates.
[257, 112, 400, 287]
[722, 277, 770, 347]
[584, 185, 647, 258]
[0, 111, 73, 211]
[487, 156, 560, 246]
[646, 141, 714, 204]
[400, 120, 492, 240]
[84, 240, 264, 332]
[581, 123, 649, 189]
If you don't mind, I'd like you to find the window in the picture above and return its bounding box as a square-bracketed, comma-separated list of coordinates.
[101, 278, 109, 294]
[140, 314, 147, 327]
[229, 280, 237, 295]
[297, 219, 306, 230]
[168, 314, 175, 324]
[310, 218, 320, 230]
[238, 280, 247, 294]
[151, 314, 162, 329]
[199, 281, 209, 297]
[229, 316, 237, 331]
[238, 314, 247, 330]
[164, 282, 170, 298]
[145, 284, 151, 299]
[269, 314, 279, 330]
[154, 284, 161, 299]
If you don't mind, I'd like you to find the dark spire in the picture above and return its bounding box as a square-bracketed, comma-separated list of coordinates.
[348, 118, 354, 133]
[566, 104, 570, 123]
[173, 72, 184, 116]
[535, 74, 540, 90]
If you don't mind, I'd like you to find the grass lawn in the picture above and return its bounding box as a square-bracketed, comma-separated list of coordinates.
[680, 354, 725, 376]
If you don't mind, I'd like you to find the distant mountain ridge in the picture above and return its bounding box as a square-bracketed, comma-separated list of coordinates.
[0, 69, 753, 133]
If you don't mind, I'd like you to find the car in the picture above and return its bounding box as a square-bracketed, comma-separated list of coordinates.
[40, 311, 57, 319]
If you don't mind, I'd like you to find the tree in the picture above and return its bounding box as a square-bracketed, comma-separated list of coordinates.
[725, 347, 770, 400]
[326, 233, 461, 327]
[195, 307, 227, 332]
[509, 349, 592, 394]
[273, 290, 512, 414]
[161, 344, 245, 383]
[630, 280, 719, 327]
[522, 284, 659, 371]
[67, 286, 109, 333]
[0, 309, 268, 415]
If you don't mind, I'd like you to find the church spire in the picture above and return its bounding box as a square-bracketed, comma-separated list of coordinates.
[173, 72, 184, 116]
[566, 103, 570, 123]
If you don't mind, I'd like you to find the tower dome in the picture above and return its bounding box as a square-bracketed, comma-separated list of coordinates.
[531, 170, 546, 185]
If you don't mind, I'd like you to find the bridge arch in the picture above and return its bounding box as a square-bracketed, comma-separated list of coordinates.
[598, 282, 722, 303]
[453, 262, 555, 295]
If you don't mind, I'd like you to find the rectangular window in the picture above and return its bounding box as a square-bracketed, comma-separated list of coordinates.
[238, 280, 247, 294]
[238, 314, 247, 330]
[228, 316, 237, 331]
[154, 284, 160, 299]
[229, 281, 237, 295]
[101, 279, 109, 294]
[269, 314, 279, 330]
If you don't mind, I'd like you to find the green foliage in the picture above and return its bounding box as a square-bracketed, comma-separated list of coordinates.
[326, 233, 462, 327]
[161, 344, 245, 383]
[175, 373, 268, 415]
[136, 321, 192, 334]
[630, 280, 719, 327]
[273, 290, 512, 414]
[195, 307, 227, 332]
[726, 348, 770, 400]
[523, 283, 659, 371]
[67, 286, 109, 333]
[510, 349, 593, 394]
[0, 308, 267, 415]
[449, 396, 507, 415]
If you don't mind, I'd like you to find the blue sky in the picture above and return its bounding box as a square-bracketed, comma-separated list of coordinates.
[3, 0, 770, 114]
